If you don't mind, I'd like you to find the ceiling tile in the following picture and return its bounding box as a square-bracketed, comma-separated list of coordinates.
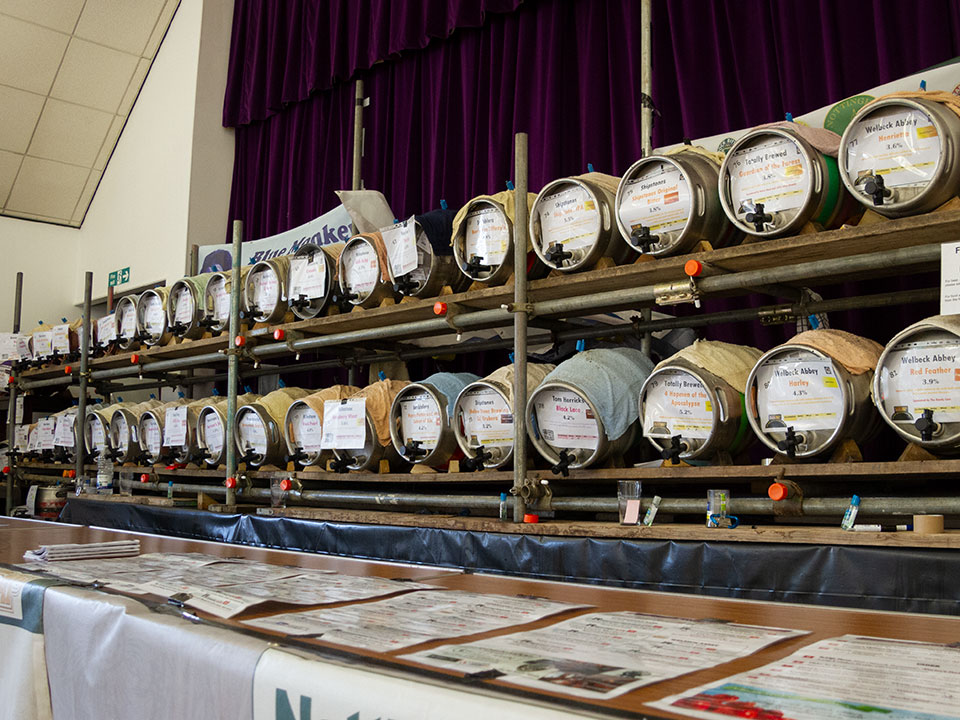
[0, 149, 22, 209]
[28, 99, 113, 167]
[93, 115, 126, 172]
[51, 38, 139, 114]
[117, 57, 151, 116]
[6, 157, 89, 220]
[0, 14, 69, 94]
[0, 85, 45, 153]
[143, 0, 180, 58]
[74, 0, 166, 56]
[0, 0, 85, 33]
[71, 169, 102, 224]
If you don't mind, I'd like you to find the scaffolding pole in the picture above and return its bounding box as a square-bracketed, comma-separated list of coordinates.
[5, 272, 23, 514]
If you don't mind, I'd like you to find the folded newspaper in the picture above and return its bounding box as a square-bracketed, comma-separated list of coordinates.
[24, 540, 140, 562]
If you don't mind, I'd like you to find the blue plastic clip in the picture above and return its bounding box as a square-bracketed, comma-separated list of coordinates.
[506, 180, 515, 191]
[378, 370, 386, 381]
[149, 393, 156, 399]
[576, 339, 586, 352]
[587, 163, 595, 173]
[278, 378, 286, 388]
[243, 385, 252, 393]
[509, 352, 515, 363]
[440, 199, 448, 210]
[393, 218, 399, 224]
[177, 391, 185, 398]
[61, 317, 67, 323]
[808, 314, 820, 329]
[920, 79, 927, 91]
[212, 388, 220, 396]
[116, 396, 123, 402]
[785, 112, 794, 122]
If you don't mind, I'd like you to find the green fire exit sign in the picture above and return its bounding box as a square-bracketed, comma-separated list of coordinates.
[108, 267, 130, 287]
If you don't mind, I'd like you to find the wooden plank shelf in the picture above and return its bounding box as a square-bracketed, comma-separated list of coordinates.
[18, 208, 959, 382]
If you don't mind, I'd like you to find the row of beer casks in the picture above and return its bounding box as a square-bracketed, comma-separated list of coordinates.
[20, 316, 960, 471]
[30, 93, 950, 359]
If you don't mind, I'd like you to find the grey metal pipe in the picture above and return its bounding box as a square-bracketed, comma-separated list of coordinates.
[5, 271, 23, 514]
[75, 272, 92, 489]
[225, 220, 242, 505]
[512, 132, 530, 523]
[640, 0, 653, 156]
[352, 80, 364, 194]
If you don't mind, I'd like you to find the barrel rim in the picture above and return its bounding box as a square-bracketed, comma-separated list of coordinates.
[529, 176, 611, 271]
[615, 153, 697, 256]
[638, 363, 725, 460]
[452, 197, 515, 284]
[452, 379, 515, 469]
[526, 379, 609, 469]
[388, 382, 448, 464]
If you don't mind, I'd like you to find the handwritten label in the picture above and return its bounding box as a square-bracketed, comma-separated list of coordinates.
[142, 295, 165, 334]
[33, 330, 53, 358]
[459, 388, 513, 447]
[641, 370, 714, 440]
[399, 392, 442, 451]
[846, 106, 941, 189]
[465, 207, 509, 268]
[209, 276, 230, 320]
[538, 185, 601, 254]
[727, 135, 810, 216]
[533, 389, 599, 450]
[164, 406, 188, 447]
[877, 339, 960, 423]
[756, 360, 843, 432]
[173, 286, 194, 324]
[90, 418, 106, 451]
[382, 216, 418, 277]
[250, 269, 280, 310]
[342, 241, 380, 298]
[52, 324, 71, 354]
[96, 314, 117, 344]
[203, 411, 224, 457]
[321, 398, 367, 450]
[238, 411, 268, 454]
[118, 302, 136, 339]
[142, 416, 162, 457]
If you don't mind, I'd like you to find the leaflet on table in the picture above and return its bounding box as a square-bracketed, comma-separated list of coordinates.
[176, 561, 304, 587]
[877, 339, 960, 423]
[138, 579, 264, 618]
[234, 573, 431, 607]
[404, 612, 807, 700]
[163, 406, 188, 446]
[651, 634, 960, 720]
[321, 398, 367, 450]
[642, 370, 714, 440]
[727, 136, 810, 215]
[381, 216, 418, 277]
[538, 186, 600, 253]
[243, 590, 588, 651]
[756, 360, 843, 432]
[533, 389, 599, 450]
[289, 255, 326, 299]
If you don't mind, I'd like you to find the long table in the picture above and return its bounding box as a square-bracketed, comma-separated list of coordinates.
[3, 517, 958, 720]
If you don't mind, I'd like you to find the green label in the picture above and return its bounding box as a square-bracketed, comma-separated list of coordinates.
[108, 271, 118, 287]
[823, 94, 874, 136]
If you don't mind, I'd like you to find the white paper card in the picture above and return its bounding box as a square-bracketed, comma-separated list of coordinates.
[54, 413, 75, 447]
[382, 216, 418, 277]
[173, 287, 194, 324]
[203, 412, 224, 456]
[465, 207, 509, 267]
[163, 406, 188, 446]
[727, 136, 810, 215]
[533, 389, 599, 450]
[0, 334, 30, 361]
[399, 392, 441, 451]
[538, 185, 601, 253]
[321, 398, 367, 450]
[238, 412, 268, 454]
[142, 417, 162, 457]
[846, 106, 941, 189]
[289, 405, 323, 452]
[459, 388, 513, 447]
[877, 338, 960, 423]
[32, 331, 53, 358]
[940, 241, 960, 315]
[251, 269, 280, 309]
[756, 360, 843, 432]
[51, 324, 71, 355]
[618, 162, 692, 239]
[642, 370, 715, 440]
[15, 425, 29, 452]
[118, 303, 136, 339]
[96, 314, 117, 344]
[289, 255, 326, 299]
[143, 295, 165, 333]
[342, 241, 380, 298]
[90, 420, 105, 451]
[210, 277, 230, 320]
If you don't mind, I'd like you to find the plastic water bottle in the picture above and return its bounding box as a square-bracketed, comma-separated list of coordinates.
[841, 495, 861, 530]
[96, 453, 113, 494]
[499, 492, 509, 521]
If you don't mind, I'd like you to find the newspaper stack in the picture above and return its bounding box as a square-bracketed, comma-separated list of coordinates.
[23, 540, 140, 563]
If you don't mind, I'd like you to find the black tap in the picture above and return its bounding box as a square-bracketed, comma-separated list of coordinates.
[90, 342, 106, 359]
[861, 174, 890, 206]
[460, 445, 493, 472]
[52, 447, 68, 463]
[238, 448, 258, 466]
[170, 321, 189, 336]
[190, 447, 211, 464]
[629, 226, 660, 252]
[660, 435, 687, 465]
[915, 408, 939, 443]
[331, 290, 359, 312]
[403, 439, 428, 460]
[330, 454, 353, 473]
[544, 242, 573, 267]
[551, 449, 574, 477]
[104, 447, 122, 462]
[197, 316, 219, 330]
[393, 274, 418, 296]
[744, 202, 773, 232]
[286, 448, 308, 468]
[776, 426, 803, 459]
[290, 293, 312, 310]
[465, 255, 492, 277]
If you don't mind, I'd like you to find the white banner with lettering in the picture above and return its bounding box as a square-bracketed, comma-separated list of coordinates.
[198, 205, 352, 272]
[253, 647, 598, 720]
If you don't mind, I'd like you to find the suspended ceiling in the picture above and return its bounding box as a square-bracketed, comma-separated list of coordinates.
[0, 0, 179, 227]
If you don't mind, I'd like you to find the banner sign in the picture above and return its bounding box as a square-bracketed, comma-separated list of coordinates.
[199, 205, 352, 273]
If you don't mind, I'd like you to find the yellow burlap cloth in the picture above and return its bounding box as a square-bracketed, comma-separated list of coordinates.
[348, 379, 410, 446]
[656, 340, 763, 392]
[787, 329, 883, 375]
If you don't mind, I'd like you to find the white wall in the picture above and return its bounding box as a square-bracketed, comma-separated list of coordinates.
[0, 0, 235, 330]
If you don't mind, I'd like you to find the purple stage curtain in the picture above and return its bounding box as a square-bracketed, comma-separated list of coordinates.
[223, 0, 523, 127]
